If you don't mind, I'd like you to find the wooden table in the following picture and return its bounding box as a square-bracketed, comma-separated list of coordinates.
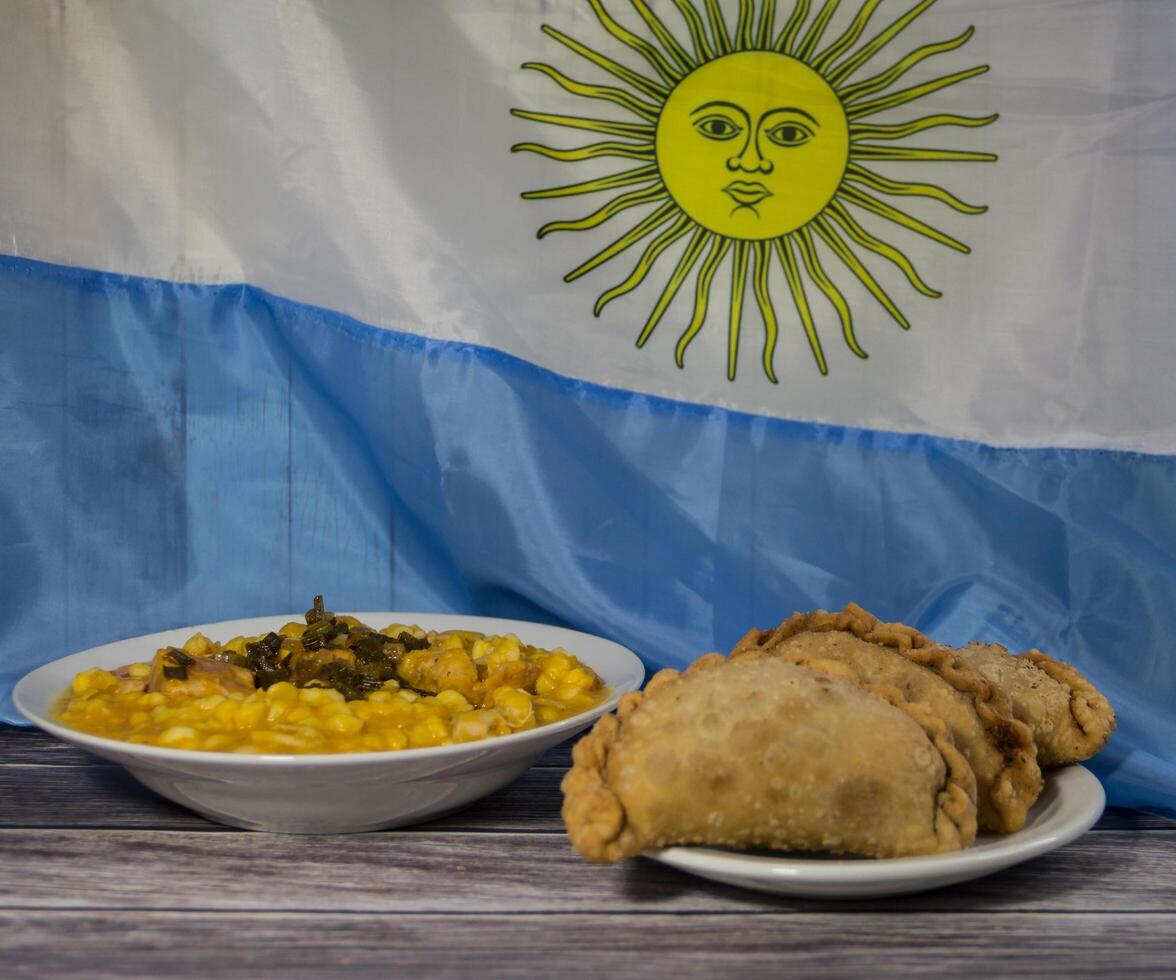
[3, 725, 1174, 979]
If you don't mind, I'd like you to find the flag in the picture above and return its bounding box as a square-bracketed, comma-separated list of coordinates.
[1, 0, 1173, 812]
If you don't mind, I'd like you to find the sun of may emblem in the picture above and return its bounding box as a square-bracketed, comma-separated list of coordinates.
[511, 0, 997, 381]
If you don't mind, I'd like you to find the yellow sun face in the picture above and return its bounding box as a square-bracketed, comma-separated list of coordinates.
[512, 0, 998, 382]
[657, 52, 849, 239]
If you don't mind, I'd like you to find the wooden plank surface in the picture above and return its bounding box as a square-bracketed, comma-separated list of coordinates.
[3, 725, 1175, 980]
[2, 827, 1175, 914]
[6, 911, 1176, 980]
[0, 763, 570, 832]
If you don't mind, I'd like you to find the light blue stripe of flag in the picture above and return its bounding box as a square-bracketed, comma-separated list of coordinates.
[1, 255, 1173, 813]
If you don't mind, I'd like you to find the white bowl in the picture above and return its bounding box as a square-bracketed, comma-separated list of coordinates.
[14, 612, 644, 834]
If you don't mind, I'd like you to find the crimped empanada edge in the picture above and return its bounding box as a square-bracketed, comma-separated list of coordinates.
[560, 664, 689, 863]
[1021, 649, 1117, 763]
[863, 682, 979, 852]
[733, 602, 1043, 834]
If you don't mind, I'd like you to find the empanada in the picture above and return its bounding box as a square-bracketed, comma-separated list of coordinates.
[561, 655, 977, 863]
[733, 604, 1041, 833]
[954, 643, 1115, 767]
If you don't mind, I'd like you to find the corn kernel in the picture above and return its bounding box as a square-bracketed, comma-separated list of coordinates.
[452, 709, 509, 743]
[265, 702, 291, 724]
[265, 682, 299, 703]
[72, 668, 116, 696]
[236, 702, 267, 728]
[158, 725, 199, 746]
[563, 667, 596, 689]
[556, 682, 587, 703]
[324, 712, 364, 735]
[491, 687, 534, 728]
[182, 633, 215, 657]
[541, 652, 573, 680]
[383, 729, 409, 750]
[435, 689, 470, 712]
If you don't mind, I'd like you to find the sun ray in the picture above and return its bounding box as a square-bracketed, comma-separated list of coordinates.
[735, 0, 756, 52]
[585, 0, 685, 86]
[511, 140, 656, 163]
[522, 163, 661, 199]
[826, 0, 938, 87]
[826, 200, 940, 296]
[837, 27, 974, 102]
[844, 163, 985, 213]
[795, 0, 845, 63]
[704, 0, 733, 55]
[629, 0, 698, 74]
[774, 0, 810, 54]
[813, 214, 910, 328]
[671, 0, 717, 63]
[756, 0, 778, 51]
[751, 241, 781, 382]
[540, 25, 669, 101]
[595, 214, 694, 315]
[850, 144, 997, 162]
[676, 235, 733, 366]
[812, 0, 886, 74]
[796, 226, 867, 358]
[521, 62, 662, 121]
[775, 235, 828, 374]
[637, 227, 712, 347]
[565, 201, 679, 282]
[538, 186, 669, 237]
[846, 65, 990, 118]
[727, 240, 751, 379]
[839, 184, 969, 252]
[852, 112, 998, 142]
[510, 108, 656, 140]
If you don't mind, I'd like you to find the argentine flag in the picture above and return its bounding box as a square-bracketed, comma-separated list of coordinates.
[1, 0, 1173, 812]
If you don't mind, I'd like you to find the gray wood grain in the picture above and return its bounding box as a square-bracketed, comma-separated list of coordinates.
[2, 828, 1174, 914]
[3, 725, 1175, 980]
[5, 911, 1176, 980]
[0, 764, 568, 832]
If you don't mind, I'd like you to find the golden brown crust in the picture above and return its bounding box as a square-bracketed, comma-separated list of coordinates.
[733, 604, 1042, 834]
[1021, 649, 1117, 764]
[561, 651, 978, 863]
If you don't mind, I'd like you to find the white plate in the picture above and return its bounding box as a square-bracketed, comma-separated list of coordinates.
[15, 612, 644, 833]
[646, 765, 1105, 898]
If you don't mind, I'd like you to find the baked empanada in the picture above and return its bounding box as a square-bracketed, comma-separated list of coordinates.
[561, 655, 977, 863]
[733, 604, 1041, 833]
[954, 643, 1115, 767]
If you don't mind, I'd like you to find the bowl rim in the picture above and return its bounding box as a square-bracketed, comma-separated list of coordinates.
[13, 610, 645, 767]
